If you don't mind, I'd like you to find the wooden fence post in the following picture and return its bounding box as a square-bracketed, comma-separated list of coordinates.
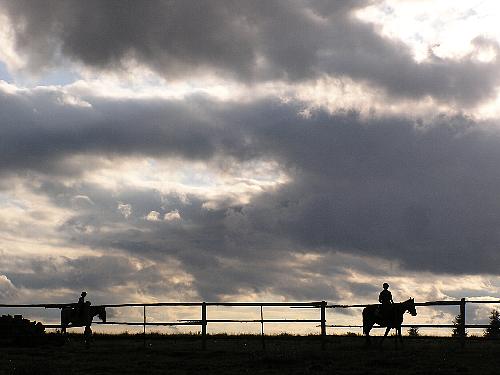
[320, 301, 327, 350]
[143, 305, 146, 348]
[201, 302, 207, 350]
[460, 298, 466, 348]
[260, 305, 265, 350]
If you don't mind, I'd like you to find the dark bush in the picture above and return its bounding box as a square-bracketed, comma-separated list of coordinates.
[484, 309, 500, 339]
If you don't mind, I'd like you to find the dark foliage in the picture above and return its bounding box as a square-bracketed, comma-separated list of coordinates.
[451, 313, 467, 338]
[484, 309, 500, 339]
[0, 315, 46, 346]
[407, 326, 420, 337]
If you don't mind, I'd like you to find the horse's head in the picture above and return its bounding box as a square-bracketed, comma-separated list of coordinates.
[97, 306, 107, 322]
[406, 298, 417, 316]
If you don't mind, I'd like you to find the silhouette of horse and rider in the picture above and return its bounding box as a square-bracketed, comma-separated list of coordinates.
[362, 283, 417, 345]
[60, 291, 106, 345]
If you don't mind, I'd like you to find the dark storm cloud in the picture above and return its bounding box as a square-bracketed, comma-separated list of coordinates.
[6, 255, 138, 290]
[4, 83, 500, 287]
[0, 88, 245, 175]
[241, 112, 500, 275]
[21, 173, 341, 301]
[3, 254, 193, 301]
[93, 107, 500, 278]
[1, 0, 499, 105]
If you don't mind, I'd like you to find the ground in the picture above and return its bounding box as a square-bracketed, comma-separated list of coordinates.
[1, 334, 500, 374]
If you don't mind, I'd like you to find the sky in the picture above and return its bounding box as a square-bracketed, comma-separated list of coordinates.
[1, 0, 500, 334]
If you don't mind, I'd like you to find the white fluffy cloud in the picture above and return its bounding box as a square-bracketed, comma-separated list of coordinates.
[0, 275, 17, 299]
[145, 211, 161, 222]
[164, 210, 181, 221]
[117, 203, 132, 218]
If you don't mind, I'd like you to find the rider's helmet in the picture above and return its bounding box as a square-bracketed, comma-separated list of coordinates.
[383, 283, 389, 289]
[81, 291, 87, 297]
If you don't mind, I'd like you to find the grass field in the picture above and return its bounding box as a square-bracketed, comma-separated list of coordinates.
[1, 333, 499, 374]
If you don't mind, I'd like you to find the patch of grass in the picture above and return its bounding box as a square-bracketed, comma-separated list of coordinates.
[1, 334, 499, 374]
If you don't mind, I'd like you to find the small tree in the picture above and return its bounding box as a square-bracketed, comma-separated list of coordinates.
[407, 326, 420, 337]
[345, 331, 359, 337]
[484, 309, 500, 339]
[452, 313, 467, 338]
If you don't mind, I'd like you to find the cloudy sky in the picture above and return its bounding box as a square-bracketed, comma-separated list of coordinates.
[1, 0, 500, 332]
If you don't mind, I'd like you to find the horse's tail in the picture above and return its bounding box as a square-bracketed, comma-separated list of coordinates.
[362, 308, 369, 335]
[61, 307, 68, 323]
[60, 307, 72, 332]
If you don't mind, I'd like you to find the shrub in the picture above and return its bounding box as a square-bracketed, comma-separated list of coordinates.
[484, 309, 500, 339]
[345, 331, 359, 337]
[407, 326, 420, 337]
[451, 313, 467, 337]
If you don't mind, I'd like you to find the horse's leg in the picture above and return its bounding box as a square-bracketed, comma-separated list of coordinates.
[365, 326, 372, 346]
[61, 323, 70, 343]
[394, 327, 399, 349]
[84, 325, 92, 348]
[60, 313, 66, 334]
[363, 320, 373, 346]
[380, 327, 391, 346]
[398, 326, 403, 345]
[61, 313, 67, 335]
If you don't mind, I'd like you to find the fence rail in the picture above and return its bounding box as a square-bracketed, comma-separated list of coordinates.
[2, 298, 500, 349]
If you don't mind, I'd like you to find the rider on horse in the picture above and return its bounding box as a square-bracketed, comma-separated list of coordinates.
[378, 283, 394, 320]
[77, 291, 87, 319]
[61, 292, 106, 345]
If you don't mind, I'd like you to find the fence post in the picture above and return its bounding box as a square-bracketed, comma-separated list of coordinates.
[460, 298, 466, 348]
[260, 305, 265, 351]
[143, 305, 146, 348]
[320, 301, 327, 350]
[201, 302, 207, 350]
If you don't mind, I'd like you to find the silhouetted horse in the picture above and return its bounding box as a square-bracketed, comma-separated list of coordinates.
[362, 298, 417, 346]
[61, 304, 106, 345]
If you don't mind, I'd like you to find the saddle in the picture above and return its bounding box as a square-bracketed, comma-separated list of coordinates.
[375, 304, 394, 322]
[68, 303, 89, 325]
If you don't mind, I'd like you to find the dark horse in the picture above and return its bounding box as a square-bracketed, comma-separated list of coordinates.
[362, 298, 417, 345]
[61, 304, 106, 345]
